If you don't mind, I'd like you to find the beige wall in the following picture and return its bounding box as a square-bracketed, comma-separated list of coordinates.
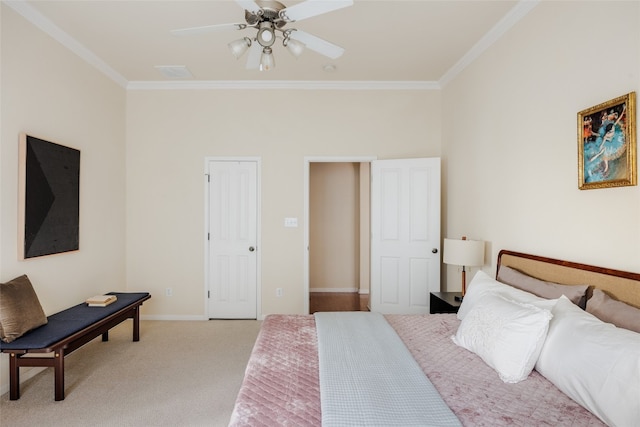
[1, 5, 126, 391]
[126, 89, 441, 317]
[442, 1, 640, 290]
[1, 5, 127, 313]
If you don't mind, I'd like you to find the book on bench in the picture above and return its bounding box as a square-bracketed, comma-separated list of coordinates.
[86, 294, 117, 307]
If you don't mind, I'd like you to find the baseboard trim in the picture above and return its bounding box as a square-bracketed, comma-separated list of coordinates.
[310, 287, 358, 293]
[141, 314, 208, 321]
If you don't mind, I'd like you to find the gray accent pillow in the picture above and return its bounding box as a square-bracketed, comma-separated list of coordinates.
[586, 289, 640, 333]
[0, 275, 48, 343]
[497, 266, 588, 308]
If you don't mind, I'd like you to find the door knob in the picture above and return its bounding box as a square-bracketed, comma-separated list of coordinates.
[432, 248, 438, 253]
[249, 246, 255, 252]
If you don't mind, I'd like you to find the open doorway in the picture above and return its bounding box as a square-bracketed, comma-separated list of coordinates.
[305, 157, 375, 313]
[305, 157, 442, 315]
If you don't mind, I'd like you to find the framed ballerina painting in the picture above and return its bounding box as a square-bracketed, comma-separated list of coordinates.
[578, 92, 636, 190]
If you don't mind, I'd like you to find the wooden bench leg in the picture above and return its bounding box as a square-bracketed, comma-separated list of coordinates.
[9, 353, 20, 400]
[102, 331, 109, 342]
[54, 349, 65, 401]
[133, 306, 140, 342]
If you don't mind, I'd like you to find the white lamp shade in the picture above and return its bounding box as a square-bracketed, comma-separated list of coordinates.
[443, 238, 484, 267]
[228, 37, 251, 59]
[259, 47, 275, 71]
[285, 38, 305, 58]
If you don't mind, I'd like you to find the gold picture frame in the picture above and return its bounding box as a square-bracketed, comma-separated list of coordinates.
[578, 92, 636, 190]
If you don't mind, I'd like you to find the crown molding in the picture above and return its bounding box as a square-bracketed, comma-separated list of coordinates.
[439, 0, 539, 88]
[6, 0, 537, 92]
[126, 80, 440, 91]
[4, 0, 129, 88]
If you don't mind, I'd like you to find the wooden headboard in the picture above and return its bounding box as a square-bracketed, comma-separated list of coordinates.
[497, 250, 640, 309]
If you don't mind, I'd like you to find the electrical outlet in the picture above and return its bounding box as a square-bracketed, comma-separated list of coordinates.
[276, 288, 283, 297]
[165, 288, 173, 297]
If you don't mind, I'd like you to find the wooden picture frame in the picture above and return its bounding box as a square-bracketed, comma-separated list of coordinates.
[578, 92, 636, 190]
[18, 134, 80, 260]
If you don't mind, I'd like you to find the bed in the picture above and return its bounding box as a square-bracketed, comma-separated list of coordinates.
[229, 250, 640, 426]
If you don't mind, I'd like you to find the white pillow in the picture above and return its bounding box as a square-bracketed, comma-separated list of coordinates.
[458, 270, 556, 320]
[452, 293, 553, 383]
[535, 296, 640, 427]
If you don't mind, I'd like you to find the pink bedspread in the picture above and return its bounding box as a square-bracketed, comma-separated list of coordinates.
[386, 314, 604, 427]
[229, 314, 604, 426]
[229, 315, 321, 426]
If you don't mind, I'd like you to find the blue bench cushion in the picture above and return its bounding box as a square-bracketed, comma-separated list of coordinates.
[0, 292, 149, 351]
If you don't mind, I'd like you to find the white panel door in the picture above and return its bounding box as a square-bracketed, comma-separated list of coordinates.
[208, 161, 257, 319]
[370, 158, 441, 314]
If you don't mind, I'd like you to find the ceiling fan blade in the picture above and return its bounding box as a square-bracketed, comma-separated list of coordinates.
[289, 30, 344, 59]
[235, 0, 262, 13]
[171, 23, 245, 36]
[245, 43, 262, 69]
[280, 0, 353, 22]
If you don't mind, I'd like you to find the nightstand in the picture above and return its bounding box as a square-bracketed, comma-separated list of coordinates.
[429, 292, 462, 314]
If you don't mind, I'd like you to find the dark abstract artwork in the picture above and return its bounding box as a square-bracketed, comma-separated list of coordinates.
[19, 134, 80, 259]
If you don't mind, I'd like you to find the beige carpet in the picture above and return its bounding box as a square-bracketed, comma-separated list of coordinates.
[1, 319, 262, 426]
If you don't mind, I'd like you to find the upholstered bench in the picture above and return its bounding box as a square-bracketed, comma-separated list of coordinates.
[0, 290, 150, 401]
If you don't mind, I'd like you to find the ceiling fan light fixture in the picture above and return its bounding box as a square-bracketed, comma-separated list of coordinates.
[228, 37, 252, 59]
[256, 22, 275, 47]
[284, 36, 305, 58]
[259, 47, 275, 71]
[172, 0, 353, 71]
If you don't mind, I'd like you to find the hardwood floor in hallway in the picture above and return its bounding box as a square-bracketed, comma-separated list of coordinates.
[309, 292, 369, 313]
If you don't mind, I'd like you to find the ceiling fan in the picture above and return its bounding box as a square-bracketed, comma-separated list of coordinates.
[171, 0, 353, 71]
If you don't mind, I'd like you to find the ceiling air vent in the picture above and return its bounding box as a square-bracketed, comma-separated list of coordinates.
[155, 65, 194, 79]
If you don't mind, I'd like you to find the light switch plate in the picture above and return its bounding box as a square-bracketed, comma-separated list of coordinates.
[284, 217, 298, 228]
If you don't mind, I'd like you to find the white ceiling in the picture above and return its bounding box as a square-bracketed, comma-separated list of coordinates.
[7, 0, 538, 88]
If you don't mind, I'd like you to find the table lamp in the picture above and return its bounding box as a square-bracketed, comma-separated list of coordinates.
[443, 236, 485, 297]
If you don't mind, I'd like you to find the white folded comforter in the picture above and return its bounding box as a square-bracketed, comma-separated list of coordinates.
[315, 311, 461, 427]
